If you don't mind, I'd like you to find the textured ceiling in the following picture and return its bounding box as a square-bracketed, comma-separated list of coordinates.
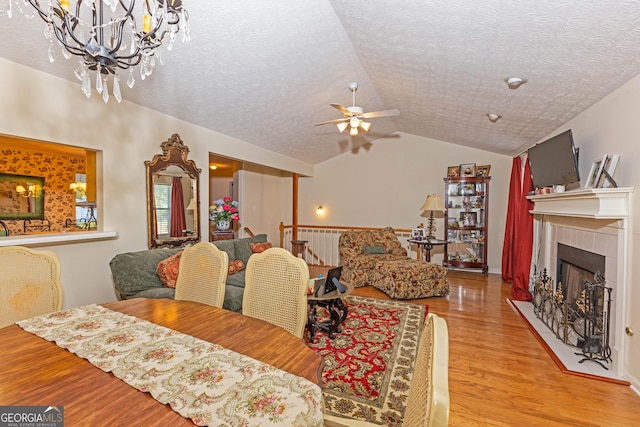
[2, 1, 640, 164]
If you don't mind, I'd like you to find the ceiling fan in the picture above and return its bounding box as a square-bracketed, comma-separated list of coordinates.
[315, 82, 399, 136]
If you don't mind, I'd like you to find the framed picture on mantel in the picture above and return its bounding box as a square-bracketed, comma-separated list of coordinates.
[593, 154, 609, 189]
[583, 160, 602, 189]
[600, 154, 619, 188]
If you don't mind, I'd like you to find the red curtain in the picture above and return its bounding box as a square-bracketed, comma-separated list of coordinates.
[502, 156, 534, 301]
[170, 177, 186, 237]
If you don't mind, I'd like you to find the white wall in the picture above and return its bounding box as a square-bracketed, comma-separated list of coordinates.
[297, 132, 512, 272]
[239, 164, 288, 243]
[0, 58, 310, 309]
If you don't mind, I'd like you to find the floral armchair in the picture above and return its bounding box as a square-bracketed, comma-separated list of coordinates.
[339, 227, 449, 299]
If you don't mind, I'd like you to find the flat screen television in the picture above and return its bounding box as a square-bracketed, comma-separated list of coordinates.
[527, 129, 580, 189]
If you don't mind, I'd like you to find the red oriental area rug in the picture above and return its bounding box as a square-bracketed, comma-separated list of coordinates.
[304, 295, 427, 426]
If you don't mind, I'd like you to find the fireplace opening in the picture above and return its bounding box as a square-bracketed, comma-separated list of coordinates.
[532, 244, 613, 369]
[556, 243, 605, 321]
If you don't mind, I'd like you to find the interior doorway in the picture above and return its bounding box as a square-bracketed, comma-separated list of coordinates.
[209, 154, 241, 240]
[208, 152, 294, 244]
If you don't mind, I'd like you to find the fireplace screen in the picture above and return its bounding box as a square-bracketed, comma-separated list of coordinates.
[533, 269, 612, 369]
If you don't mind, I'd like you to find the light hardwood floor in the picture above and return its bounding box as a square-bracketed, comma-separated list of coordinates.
[310, 267, 640, 426]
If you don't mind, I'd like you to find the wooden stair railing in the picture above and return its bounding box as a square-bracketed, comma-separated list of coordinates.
[279, 223, 415, 267]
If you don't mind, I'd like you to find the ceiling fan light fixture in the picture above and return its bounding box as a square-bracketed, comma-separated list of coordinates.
[315, 82, 399, 134]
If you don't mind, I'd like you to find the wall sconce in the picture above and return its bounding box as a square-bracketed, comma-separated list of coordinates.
[16, 184, 37, 198]
[69, 182, 87, 197]
[316, 205, 324, 215]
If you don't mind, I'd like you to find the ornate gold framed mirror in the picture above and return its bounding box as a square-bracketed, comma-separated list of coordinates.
[145, 134, 201, 249]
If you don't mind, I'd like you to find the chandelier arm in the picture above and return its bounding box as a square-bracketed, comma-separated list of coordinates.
[26, 0, 51, 22]
[106, 0, 136, 54]
[95, 0, 103, 47]
[138, 15, 165, 45]
[51, 31, 86, 56]
[106, 14, 130, 54]
[54, 7, 87, 53]
[115, 55, 142, 68]
[140, 9, 184, 46]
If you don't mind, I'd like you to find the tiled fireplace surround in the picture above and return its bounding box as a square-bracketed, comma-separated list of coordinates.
[528, 188, 633, 377]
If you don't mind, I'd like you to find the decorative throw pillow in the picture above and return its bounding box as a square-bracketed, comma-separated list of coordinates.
[364, 245, 385, 254]
[250, 242, 272, 253]
[228, 259, 245, 275]
[156, 251, 183, 288]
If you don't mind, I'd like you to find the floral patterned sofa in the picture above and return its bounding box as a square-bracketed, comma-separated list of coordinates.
[338, 227, 449, 299]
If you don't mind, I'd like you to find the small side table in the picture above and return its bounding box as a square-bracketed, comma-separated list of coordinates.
[409, 239, 447, 262]
[307, 281, 354, 342]
[212, 231, 234, 241]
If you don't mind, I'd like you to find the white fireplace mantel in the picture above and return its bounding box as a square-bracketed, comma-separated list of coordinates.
[527, 186, 635, 384]
[527, 187, 633, 219]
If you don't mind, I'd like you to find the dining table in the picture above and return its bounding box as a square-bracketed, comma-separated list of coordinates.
[0, 298, 323, 426]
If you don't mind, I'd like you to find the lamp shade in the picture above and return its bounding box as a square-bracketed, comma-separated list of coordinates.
[420, 194, 444, 212]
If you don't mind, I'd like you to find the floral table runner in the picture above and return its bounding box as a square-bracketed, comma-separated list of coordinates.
[17, 305, 323, 427]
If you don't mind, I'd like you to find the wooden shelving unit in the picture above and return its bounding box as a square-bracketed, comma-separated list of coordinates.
[443, 176, 490, 273]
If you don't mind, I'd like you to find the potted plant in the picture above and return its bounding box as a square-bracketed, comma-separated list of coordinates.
[209, 197, 240, 231]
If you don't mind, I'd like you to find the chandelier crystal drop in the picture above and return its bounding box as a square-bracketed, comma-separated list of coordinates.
[2, 0, 190, 103]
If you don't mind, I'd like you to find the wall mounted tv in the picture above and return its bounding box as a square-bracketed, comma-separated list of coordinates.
[527, 129, 580, 189]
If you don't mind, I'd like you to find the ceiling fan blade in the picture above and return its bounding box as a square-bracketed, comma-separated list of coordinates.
[330, 103, 352, 116]
[315, 118, 349, 126]
[361, 108, 400, 119]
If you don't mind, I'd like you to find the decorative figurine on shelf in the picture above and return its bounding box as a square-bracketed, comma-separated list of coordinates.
[209, 196, 240, 231]
[411, 226, 425, 241]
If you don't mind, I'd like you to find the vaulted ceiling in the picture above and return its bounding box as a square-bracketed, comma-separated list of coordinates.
[2, 1, 640, 164]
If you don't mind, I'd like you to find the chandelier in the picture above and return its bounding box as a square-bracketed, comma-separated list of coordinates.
[3, 0, 190, 103]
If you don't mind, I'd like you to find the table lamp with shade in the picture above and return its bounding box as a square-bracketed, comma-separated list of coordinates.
[420, 194, 445, 240]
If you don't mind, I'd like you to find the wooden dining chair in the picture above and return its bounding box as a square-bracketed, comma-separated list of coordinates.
[174, 242, 228, 308]
[0, 246, 63, 328]
[243, 247, 310, 338]
[0, 220, 9, 236]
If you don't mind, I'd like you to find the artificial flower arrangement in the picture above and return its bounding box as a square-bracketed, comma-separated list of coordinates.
[209, 197, 240, 223]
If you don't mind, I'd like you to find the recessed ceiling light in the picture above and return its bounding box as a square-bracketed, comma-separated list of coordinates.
[504, 77, 527, 89]
[487, 113, 502, 123]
